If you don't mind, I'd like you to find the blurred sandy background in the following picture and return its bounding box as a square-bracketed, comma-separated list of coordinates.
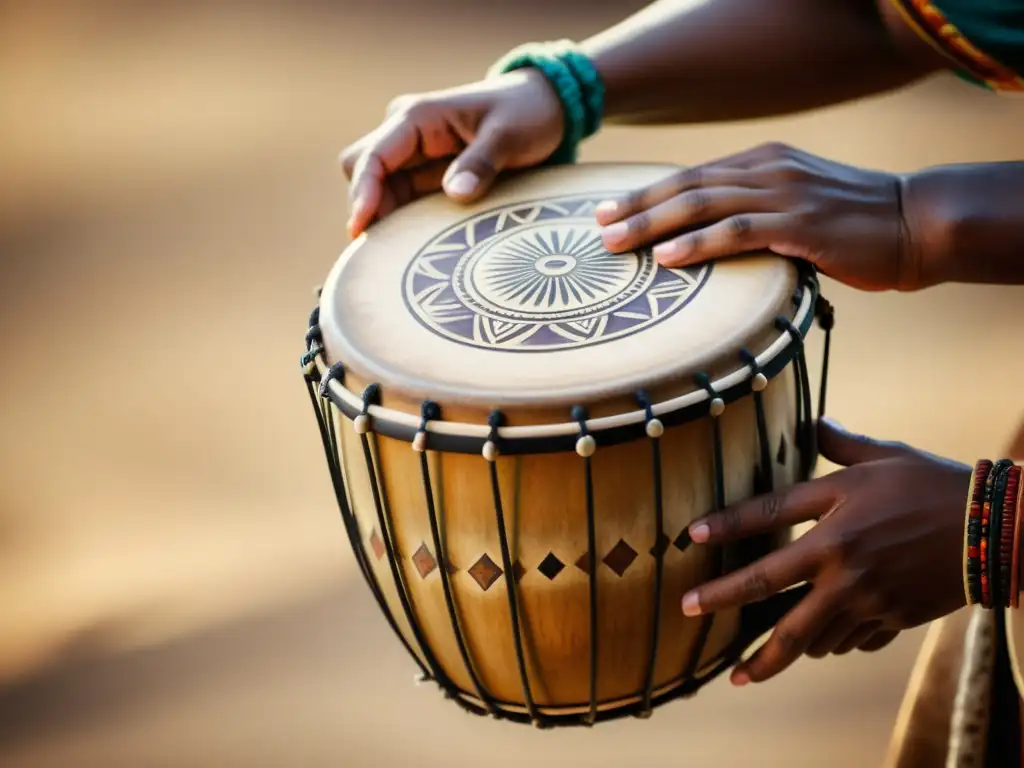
[1, 1, 1023, 766]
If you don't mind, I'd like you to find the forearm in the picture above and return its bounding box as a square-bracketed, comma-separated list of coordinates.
[579, 0, 935, 124]
[903, 162, 1024, 288]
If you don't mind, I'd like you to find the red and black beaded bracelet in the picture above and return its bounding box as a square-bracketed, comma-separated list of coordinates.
[966, 460, 991, 606]
[981, 463, 998, 607]
[964, 459, 1023, 609]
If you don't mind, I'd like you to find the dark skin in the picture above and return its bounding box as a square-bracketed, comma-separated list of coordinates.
[339, 0, 1024, 686]
[341, 0, 942, 237]
[682, 418, 973, 686]
[595, 149, 1024, 291]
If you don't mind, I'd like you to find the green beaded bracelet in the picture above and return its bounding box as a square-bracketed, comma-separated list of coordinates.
[549, 40, 605, 140]
[488, 41, 604, 166]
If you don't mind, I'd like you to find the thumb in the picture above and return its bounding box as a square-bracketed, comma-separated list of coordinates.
[817, 416, 912, 468]
[442, 120, 513, 203]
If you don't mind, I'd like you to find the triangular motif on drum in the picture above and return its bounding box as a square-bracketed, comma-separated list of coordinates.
[473, 315, 538, 346]
[571, 200, 597, 217]
[547, 324, 585, 342]
[414, 252, 462, 280]
[566, 316, 608, 337]
[417, 282, 475, 324]
[645, 278, 694, 317]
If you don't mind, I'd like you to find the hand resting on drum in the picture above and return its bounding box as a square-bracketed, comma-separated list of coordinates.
[680, 417, 972, 688]
[340, 70, 565, 240]
[597, 147, 1024, 291]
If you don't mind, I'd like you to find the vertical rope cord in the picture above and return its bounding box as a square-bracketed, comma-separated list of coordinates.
[303, 358, 427, 677]
[739, 349, 773, 495]
[775, 316, 814, 481]
[484, 410, 541, 726]
[816, 296, 835, 421]
[683, 374, 728, 683]
[635, 390, 666, 718]
[415, 401, 495, 713]
[736, 349, 780, 573]
[572, 405, 599, 726]
[356, 385, 454, 694]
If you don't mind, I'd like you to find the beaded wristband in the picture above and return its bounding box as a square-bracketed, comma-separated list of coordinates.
[547, 40, 605, 140]
[488, 40, 605, 166]
[966, 459, 1024, 609]
[966, 460, 991, 605]
[982, 465, 996, 606]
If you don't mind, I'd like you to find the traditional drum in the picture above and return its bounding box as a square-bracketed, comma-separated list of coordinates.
[301, 163, 835, 727]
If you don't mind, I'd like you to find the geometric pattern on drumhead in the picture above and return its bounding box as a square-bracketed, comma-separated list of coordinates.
[398, 534, 695, 589]
[402, 196, 712, 352]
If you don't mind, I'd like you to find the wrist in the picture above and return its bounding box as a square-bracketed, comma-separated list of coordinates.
[488, 41, 605, 165]
[897, 169, 959, 290]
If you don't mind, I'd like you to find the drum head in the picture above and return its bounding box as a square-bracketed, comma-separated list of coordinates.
[320, 163, 798, 407]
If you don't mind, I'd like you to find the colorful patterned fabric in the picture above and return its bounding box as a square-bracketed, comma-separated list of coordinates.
[887, 0, 1024, 92]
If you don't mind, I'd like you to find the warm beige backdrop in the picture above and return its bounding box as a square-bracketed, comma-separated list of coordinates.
[1, 1, 1023, 766]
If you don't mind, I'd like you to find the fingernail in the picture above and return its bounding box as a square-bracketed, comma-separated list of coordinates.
[731, 670, 750, 687]
[681, 592, 702, 617]
[689, 523, 710, 543]
[652, 241, 681, 262]
[445, 171, 479, 197]
[602, 221, 628, 244]
[595, 200, 619, 218]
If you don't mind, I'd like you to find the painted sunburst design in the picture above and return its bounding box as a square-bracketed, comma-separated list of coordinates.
[402, 195, 712, 353]
[478, 227, 634, 314]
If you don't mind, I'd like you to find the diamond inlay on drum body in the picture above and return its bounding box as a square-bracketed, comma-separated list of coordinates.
[305, 163, 834, 726]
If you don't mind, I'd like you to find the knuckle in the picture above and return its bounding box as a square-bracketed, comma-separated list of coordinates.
[822, 526, 859, 564]
[760, 141, 794, 161]
[741, 567, 773, 602]
[773, 625, 801, 655]
[726, 215, 753, 240]
[386, 93, 419, 116]
[628, 211, 652, 236]
[339, 149, 359, 177]
[719, 505, 743, 536]
[677, 231, 703, 257]
[763, 493, 784, 524]
[622, 187, 648, 212]
[671, 166, 703, 191]
[770, 160, 809, 185]
[682, 189, 711, 218]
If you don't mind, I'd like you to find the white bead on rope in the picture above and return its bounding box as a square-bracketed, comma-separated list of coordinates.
[353, 413, 370, 434]
[645, 418, 664, 439]
[576, 434, 596, 458]
[709, 397, 725, 418]
[412, 430, 427, 452]
[751, 372, 768, 392]
[482, 440, 499, 462]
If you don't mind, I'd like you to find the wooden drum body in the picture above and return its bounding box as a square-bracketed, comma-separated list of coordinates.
[301, 164, 834, 727]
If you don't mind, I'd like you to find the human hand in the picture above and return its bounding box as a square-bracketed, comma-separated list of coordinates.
[595, 143, 924, 292]
[681, 417, 971, 686]
[340, 70, 564, 239]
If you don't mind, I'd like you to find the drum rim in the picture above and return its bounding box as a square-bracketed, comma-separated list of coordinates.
[317, 162, 801, 409]
[305, 267, 819, 455]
